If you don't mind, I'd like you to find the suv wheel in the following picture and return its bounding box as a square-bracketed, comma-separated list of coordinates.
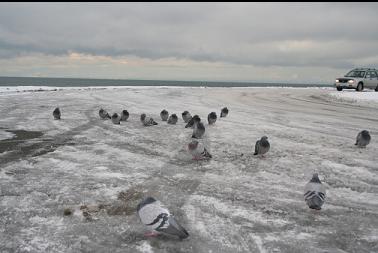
[375, 85, 378, 92]
[356, 83, 363, 92]
[336, 87, 343, 91]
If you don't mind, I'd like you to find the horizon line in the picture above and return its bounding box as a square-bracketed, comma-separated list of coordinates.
[0, 75, 331, 86]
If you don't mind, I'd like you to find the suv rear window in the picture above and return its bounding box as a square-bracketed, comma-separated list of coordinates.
[345, 70, 366, 78]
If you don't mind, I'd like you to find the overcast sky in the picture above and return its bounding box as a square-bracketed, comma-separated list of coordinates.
[1, 2, 378, 83]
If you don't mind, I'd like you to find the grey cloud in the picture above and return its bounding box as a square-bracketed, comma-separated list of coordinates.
[0, 3, 378, 69]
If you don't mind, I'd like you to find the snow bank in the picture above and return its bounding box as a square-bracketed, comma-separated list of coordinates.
[328, 89, 378, 104]
[0, 85, 193, 95]
[0, 85, 333, 95]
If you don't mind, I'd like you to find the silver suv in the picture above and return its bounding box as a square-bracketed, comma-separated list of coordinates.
[335, 68, 378, 92]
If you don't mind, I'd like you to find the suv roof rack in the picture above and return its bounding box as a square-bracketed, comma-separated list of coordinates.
[353, 67, 377, 71]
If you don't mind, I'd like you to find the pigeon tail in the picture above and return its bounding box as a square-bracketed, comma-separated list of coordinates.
[254, 140, 260, 155]
[157, 216, 189, 239]
[203, 148, 212, 159]
[306, 195, 324, 210]
[309, 205, 322, 210]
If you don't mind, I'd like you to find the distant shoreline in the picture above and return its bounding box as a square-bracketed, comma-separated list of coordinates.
[0, 76, 331, 88]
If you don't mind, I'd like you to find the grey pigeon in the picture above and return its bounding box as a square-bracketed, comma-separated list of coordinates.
[120, 110, 129, 121]
[355, 130, 371, 148]
[160, 110, 169, 121]
[254, 136, 270, 156]
[182, 111, 192, 123]
[188, 140, 212, 160]
[137, 197, 189, 239]
[304, 173, 326, 210]
[220, 107, 229, 118]
[192, 122, 205, 139]
[208, 112, 217, 125]
[53, 107, 61, 120]
[168, 114, 178, 125]
[185, 115, 200, 128]
[99, 108, 111, 119]
[141, 114, 158, 126]
[111, 113, 121, 124]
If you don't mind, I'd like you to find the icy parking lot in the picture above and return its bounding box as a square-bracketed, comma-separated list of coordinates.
[0, 87, 377, 253]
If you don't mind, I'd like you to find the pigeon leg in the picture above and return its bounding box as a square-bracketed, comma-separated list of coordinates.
[192, 156, 200, 161]
[144, 231, 159, 237]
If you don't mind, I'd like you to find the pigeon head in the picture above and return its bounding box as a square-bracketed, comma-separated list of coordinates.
[209, 112, 217, 119]
[112, 113, 119, 119]
[54, 107, 60, 113]
[261, 136, 268, 140]
[99, 108, 104, 113]
[161, 109, 168, 115]
[193, 115, 201, 122]
[140, 114, 146, 121]
[122, 110, 129, 115]
[310, 173, 321, 183]
[137, 196, 157, 212]
[182, 111, 189, 116]
[361, 130, 370, 137]
[185, 115, 200, 128]
[188, 140, 199, 150]
[171, 114, 177, 119]
[222, 107, 228, 113]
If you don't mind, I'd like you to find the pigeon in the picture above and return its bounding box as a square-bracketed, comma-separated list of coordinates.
[53, 107, 61, 120]
[111, 113, 121, 124]
[254, 136, 270, 157]
[168, 114, 178, 125]
[220, 107, 229, 118]
[141, 114, 158, 126]
[185, 115, 200, 128]
[304, 173, 326, 210]
[137, 197, 189, 239]
[192, 122, 205, 139]
[160, 110, 169, 121]
[182, 111, 192, 123]
[355, 130, 371, 148]
[99, 108, 111, 119]
[208, 112, 217, 125]
[120, 110, 129, 121]
[188, 140, 212, 160]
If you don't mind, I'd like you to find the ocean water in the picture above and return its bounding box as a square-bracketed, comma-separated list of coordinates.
[0, 76, 331, 88]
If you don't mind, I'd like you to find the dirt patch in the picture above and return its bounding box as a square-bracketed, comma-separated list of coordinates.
[0, 129, 43, 153]
[106, 187, 144, 216]
[0, 129, 77, 166]
[75, 187, 145, 221]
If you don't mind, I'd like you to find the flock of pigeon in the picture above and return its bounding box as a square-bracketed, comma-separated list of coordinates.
[51, 106, 372, 240]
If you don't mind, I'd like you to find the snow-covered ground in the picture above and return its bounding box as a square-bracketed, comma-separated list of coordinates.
[0, 87, 377, 253]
